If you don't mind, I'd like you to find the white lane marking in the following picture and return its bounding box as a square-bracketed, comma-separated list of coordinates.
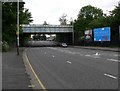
[52, 55, 55, 58]
[93, 56, 100, 58]
[67, 61, 72, 64]
[85, 54, 100, 58]
[75, 52, 83, 56]
[28, 84, 35, 88]
[104, 74, 117, 79]
[94, 52, 101, 56]
[48, 47, 84, 56]
[85, 55, 91, 57]
[107, 59, 119, 62]
[113, 54, 118, 57]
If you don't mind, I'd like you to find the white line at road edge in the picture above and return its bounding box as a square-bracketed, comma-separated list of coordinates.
[107, 59, 119, 62]
[67, 61, 72, 64]
[104, 74, 117, 79]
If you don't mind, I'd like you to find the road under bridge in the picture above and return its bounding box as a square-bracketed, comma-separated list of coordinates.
[21, 24, 74, 45]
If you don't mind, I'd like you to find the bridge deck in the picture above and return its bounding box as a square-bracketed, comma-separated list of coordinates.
[22, 24, 73, 34]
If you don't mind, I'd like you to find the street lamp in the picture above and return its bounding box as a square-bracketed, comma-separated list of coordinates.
[17, 0, 19, 55]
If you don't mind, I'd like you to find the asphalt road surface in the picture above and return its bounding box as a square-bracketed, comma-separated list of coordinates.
[28, 40, 59, 47]
[25, 46, 119, 89]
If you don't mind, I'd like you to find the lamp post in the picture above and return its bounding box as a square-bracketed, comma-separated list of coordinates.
[17, 0, 19, 55]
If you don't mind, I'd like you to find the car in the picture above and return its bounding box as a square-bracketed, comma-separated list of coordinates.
[61, 43, 68, 47]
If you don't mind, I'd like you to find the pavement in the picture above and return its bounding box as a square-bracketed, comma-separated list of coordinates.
[70, 46, 119, 52]
[2, 48, 33, 90]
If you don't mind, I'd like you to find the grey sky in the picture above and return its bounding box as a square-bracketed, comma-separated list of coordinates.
[24, 0, 119, 24]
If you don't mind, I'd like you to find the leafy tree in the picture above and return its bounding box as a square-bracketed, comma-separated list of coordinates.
[2, 2, 33, 46]
[59, 13, 67, 25]
[74, 5, 106, 44]
[110, 2, 120, 43]
[78, 5, 103, 21]
[77, 5, 104, 30]
[43, 21, 48, 25]
[56, 14, 67, 42]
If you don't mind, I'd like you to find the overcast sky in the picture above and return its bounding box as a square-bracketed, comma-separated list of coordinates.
[24, 0, 119, 25]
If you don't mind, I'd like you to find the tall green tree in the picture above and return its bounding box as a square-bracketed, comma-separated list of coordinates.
[74, 5, 106, 44]
[78, 5, 103, 20]
[2, 2, 33, 46]
[110, 1, 120, 43]
[76, 5, 104, 31]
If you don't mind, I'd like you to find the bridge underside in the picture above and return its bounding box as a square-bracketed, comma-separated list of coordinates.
[20, 33, 73, 46]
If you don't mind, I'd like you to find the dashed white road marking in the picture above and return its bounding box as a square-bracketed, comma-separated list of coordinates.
[104, 74, 117, 79]
[52, 55, 55, 58]
[85, 54, 100, 58]
[107, 59, 119, 62]
[28, 84, 35, 88]
[113, 54, 118, 57]
[75, 52, 83, 56]
[94, 52, 101, 56]
[85, 55, 91, 57]
[48, 47, 84, 56]
[67, 61, 72, 64]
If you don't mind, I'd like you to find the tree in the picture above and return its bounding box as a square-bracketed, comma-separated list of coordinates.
[77, 5, 104, 29]
[56, 14, 67, 42]
[43, 21, 48, 25]
[2, 2, 33, 46]
[59, 13, 67, 25]
[68, 17, 74, 25]
[74, 5, 105, 44]
[78, 5, 103, 21]
[110, 1, 120, 44]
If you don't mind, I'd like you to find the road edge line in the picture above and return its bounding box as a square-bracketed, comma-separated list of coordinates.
[24, 49, 46, 91]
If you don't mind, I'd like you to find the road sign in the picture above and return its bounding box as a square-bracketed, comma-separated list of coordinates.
[94, 27, 110, 41]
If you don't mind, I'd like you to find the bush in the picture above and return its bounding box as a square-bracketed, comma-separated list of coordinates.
[2, 41, 10, 52]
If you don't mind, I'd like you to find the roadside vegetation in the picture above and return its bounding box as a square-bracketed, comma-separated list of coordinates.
[2, 1, 120, 51]
[2, 2, 33, 51]
[58, 2, 120, 46]
[73, 3, 120, 46]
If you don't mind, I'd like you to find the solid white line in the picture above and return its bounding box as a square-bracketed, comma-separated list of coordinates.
[52, 55, 55, 58]
[67, 61, 72, 64]
[107, 59, 119, 62]
[104, 74, 117, 79]
[85, 55, 91, 57]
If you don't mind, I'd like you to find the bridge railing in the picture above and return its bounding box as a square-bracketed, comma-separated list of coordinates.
[22, 24, 73, 33]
